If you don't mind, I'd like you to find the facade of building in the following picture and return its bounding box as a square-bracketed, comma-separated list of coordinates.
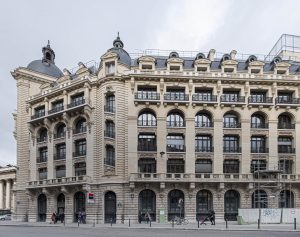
[12, 35, 300, 223]
[0, 166, 16, 214]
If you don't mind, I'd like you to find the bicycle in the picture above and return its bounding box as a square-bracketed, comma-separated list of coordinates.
[173, 216, 189, 225]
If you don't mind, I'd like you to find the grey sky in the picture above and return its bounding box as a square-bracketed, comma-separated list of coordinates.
[1, 0, 300, 166]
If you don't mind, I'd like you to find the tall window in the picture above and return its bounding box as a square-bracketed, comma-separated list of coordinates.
[105, 120, 115, 138]
[167, 111, 184, 127]
[138, 159, 156, 173]
[38, 147, 48, 163]
[105, 145, 115, 167]
[38, 168, 47, 180]
[279, 160, 293, 174]
[138, 134, 156, 151]
[105, 94, 115, 113]
[196, 190, 213, 219]
[105, 61, 115, 75]
[38, 128, 48, 143]
[195, 135, 212, 152]
[278, 114, 293, 129]
[55, 124, 66, 139]
[278, 137, 293, 153]
[249, 91, 267, 103]
[74, 139, 86, 156]
[195, 113, 212, 127]
[51, 100, 64, 113]
[223, 160, 239, 173]
[138, 111, 156, 126]
[195, 159, 212, 173]
[251, 160, 267, 173]
[165, 88, 186, 101]
[55, 143, 66, 160]
[252, 190, 268, 208]
[74, 118, 87, 134]
[277, 92, 293, 103]
[71, 93, 84, 106]
[194, 89, 213, 101]
[251, 136, 266, 153]
[56, 165, 66, 178]
[222, 91, 239, 102]
[223, 113, 239, 128]
[279, 190, 294, 208]
[167, 134, 185, 152]
[34, 106, 45, 118]
[136, 86, 158, 100]
[223, 136, 239, 153]
[167, 159, 184, 173]
[251, 113, 266, 128]
[75, 162, 86, 176]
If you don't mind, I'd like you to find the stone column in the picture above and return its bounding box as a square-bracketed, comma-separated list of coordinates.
[0, 180, 3, 209]
[241, 119, 251, 174]
[5, 180, 11, 209]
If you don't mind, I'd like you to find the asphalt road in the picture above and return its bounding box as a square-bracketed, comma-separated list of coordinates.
[0, 226, 299, 237]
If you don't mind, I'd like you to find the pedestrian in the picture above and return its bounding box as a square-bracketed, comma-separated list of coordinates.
[51, 212, 56, 224]
[209, 210, 215, 225]
[60, 212, 65, 223]
[144, 211, 151, 224]
[78, 211, 82, 223]
[82, 210, 86, 224]
[138, 211, 142, 224]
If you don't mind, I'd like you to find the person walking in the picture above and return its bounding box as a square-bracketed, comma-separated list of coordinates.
[144, 211, 151, 224]
[209, 210, 215, 225]
[51, 212, 56, 224]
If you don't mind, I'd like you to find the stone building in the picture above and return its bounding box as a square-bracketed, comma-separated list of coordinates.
[0, 165, 16, 214]
[11, 35, 300, 223]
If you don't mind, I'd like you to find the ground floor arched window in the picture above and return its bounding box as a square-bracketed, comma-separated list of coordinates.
[57, 193, 65, 216]
[168, 189, 184, 221]
[224, 190, 240, 221]
[37, 194, 47, 222]
[74, 191, 86, 222]
[196, 190, 213, 220]
[252, 190, 268, 208]
[138, 189, 156, 222]
[279, 190, 294, 208]
[105, 191, 116, 223]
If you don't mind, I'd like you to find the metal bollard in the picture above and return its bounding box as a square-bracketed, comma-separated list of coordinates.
[172, 219, 174, 228]
[150, 219, 151, 227]
[129, 218, 131, 227]
[294, 218, 296, 230]
[258, 219, 260, 229]
[198, 219, 199, 228]
[225, 218, 228, 229]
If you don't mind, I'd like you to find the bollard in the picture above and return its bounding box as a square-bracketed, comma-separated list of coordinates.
[198, 219, 199, 228]
[110, 218, 113, 227]
[129, 218, 131, 227]
[225, 218, 228, 229]
[294, 218, 296, 230]
[172, 219, 174, 228]
[258, 218, 260, 229]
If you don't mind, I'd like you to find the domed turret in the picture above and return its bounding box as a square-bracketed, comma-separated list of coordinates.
[27, 41, 63, 78]
[107, 33, 131, 66]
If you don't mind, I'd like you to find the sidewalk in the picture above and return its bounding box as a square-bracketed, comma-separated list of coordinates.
[1, 220, 299, 231]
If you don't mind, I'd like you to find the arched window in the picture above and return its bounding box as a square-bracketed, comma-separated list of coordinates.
[74, 118, 86, 134]
[195, 113, 212, 127]
[37, 194, 47, 222]
[196, 190, 213, 220]
[105, 120, 115, 138]
[224, 190, 240, 221]
[252, 190, 268, 208]
[278, 114, 294, 129]
[57, 193, 65, 215]
[279, 190, 294, 208]
[105, 145, 115, 167]
[55, 123, 66, 139]
[138, 111, 157, 126]
[74, 192, 85, 222]
[38, 128, 48, 143]
[139, 189, 156, 221]
[105, 191, 117, 223]
[251, 113, 267, 128]
[223, 113, 240, 128]
[167, 111, 184, 127]
[168, 189, 184, 221]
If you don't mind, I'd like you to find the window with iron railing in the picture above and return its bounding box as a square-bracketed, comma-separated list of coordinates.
[136, 87, 159, 100]
[248, 92, 272, 103]
[138, 158, 156, 173]
[105, 94, 115, 113]
[55, 124, 66, 139]
[277, 92, 293, 104]
[105, 121, 115, 138]
[193, 89, 216, 102]
[221, 91, 244, 102]
[223, 114, 240, 128]
[38, 168, 47, 180]
[68, 93, 85, 108]
[167, 112, 185, 127]
[74, 139, 86, 157]
[278, 114, 294, 129]
[55, 143, 66, 160]
[223, 160, 239, 173]
[278, 137, 294, 153]
[167, 135, 185, 152]
[195, 135, 213, 152]
[195, 113, 213, 127]
[251, 114, 268, 128]
[223, 136, 240, 153]
[138, 134, 157, 151]
[167, 159, 184, 173]
[138, 111, 157, 126]
[74, 119, 87, 134]
[164, 88, 188, 101]
[37, 147, 48, 163]
[32, 106, 45, 119]
[49, 100, 64, 114]
[37, 129, 48, 143]
[75, 162, 86, 176]
[251, 136, 267, 153]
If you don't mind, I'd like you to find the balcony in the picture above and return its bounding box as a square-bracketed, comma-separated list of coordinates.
[36, 137, 47, 143]
[192, 94, 217, 104]
[195, 147, 214, 152]
[48, 106, 64, 115]
[166, 121, 186, 128]
[251, 147, 269, 153]
[221, 95, 245, 103]
[138, 144, 157, 152]
[73, 150, 86, 157]
[53, 153, 66, 160]
[67, 99, 85, 109]
[251, 123, 269, 129]
[137, 120, 157, 127]
[278, 147, 295, 154]
[278, 123, 295, 129]
[135, 92, 160, 101]
[275, 97, 300, 105]
[167, 145, 186, 152]
[164, 93, 189, 101]
[53, 132, 66, 139]
[73, 126, 87, 135]
[223, 147, 241, 153]
[248, 96, 273, 104]
[104, 130, 115, 139]
[104, 105, 115, 113]
[223, 122, 241, 128]
[195, 121, 213, 128]
[36, 157, 48, 163]
[31, 111, 45, 120]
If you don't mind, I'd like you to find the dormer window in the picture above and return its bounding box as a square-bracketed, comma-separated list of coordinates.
[170, 65, 180, 71]
[141, 64, 153, 70]
[197, 66, 208, 72]
[105, 61, 115, 75]
[224, 67, 234, 73]
[251, 68, 261, 74]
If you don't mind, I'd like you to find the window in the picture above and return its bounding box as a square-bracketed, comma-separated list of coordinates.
[223, 160, 239, 173]
[223, 113, 239, 128]
[167, 111, 184, 127]
[74, 118, 86, 134]
[56, 165, 66, 178]
[75, 162, 86, 176]
[39, 168, 47, 180]
[34, 106, 45, 118]
[196, 190, 213, 219]
[105, 145, 115, 167]
[195, 159, 212, 173]
[37, 128, 48, 143]
[277, 92, 293, 103]
[136, 86, 158, 100]
[170, 65, 180, 71]
[279, 160, 293, 174]
[55, 143, 66, 160]
[55, 124, 66, 139]
[278, 137, 293, 153]
[250, 160, 267, 173]
[138, 134, 156, 151]
[38, 147, 48, 163]
[50, 100, 64, 113]
[105, 95, 115, 113]
[249, 91, 267, 103]
[252, 190, 268, 208]
[251, 114, 266, 128]
[222, 91, 240, 102]
[70, 93, 84, 107]
[138, 111, 156, 126]
[105, 62, 115, 75]
[279, 190, 294, 208]
[194, 89, 213, 101]
[195, 135, 212, 152]
[251, 136, 267, 153]
[165, 88, 187, 101]
[74, 139, 86, 157]
[105, 120, 115, 138]
[223, 136, 239, 153]
[167, 134, 185, 152]
[195, 113, 212, 127]
[278, 114, 293, 129]
[167, 159, 184, 173]
[138, 159, 156, 173]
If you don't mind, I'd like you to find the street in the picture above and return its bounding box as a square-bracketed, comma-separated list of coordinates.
[0, 226, 299, 237]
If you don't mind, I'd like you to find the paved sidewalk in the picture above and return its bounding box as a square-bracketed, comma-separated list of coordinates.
[0, 220, 299, 232]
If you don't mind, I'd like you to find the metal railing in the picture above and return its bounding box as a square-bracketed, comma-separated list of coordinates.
[223, 122, 241, 128]
[164, 93, 189, 101]
[53, 153, 66, 160]
[167, 145, 186, 152]
[251, 147, 269, 153]
[31, 111, 45, 120]
[166, 121, 186, 127]
[67, 99, 85, 109]
[137, 120, 157, 127]
[278, 147, 295, 154]
[248, 96, 273, 103]
[278, 123, 295, 129]
[223, 147, 242, 153]
[53, 132, 66, 139]
[275, 97, 300, 104]
[195, 147, 214, 152]
[195, 122, 213, 128]
[104, 130, 115, 138]
[73, 150, 87, 157]
[192, 94, 217, 102]
[135, 92, 160, 100]
[48, 106, 64, 114]
[221, 95, 245, 103]
[36, 137, 47, 143]
[36, 157, 48, 163]
[251, 123, 269, 129]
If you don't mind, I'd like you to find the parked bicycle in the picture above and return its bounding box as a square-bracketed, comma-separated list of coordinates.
[173, 216, 189, 225]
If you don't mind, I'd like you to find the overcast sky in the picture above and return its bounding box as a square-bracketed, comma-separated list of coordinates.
[1, 0, 300, 166]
